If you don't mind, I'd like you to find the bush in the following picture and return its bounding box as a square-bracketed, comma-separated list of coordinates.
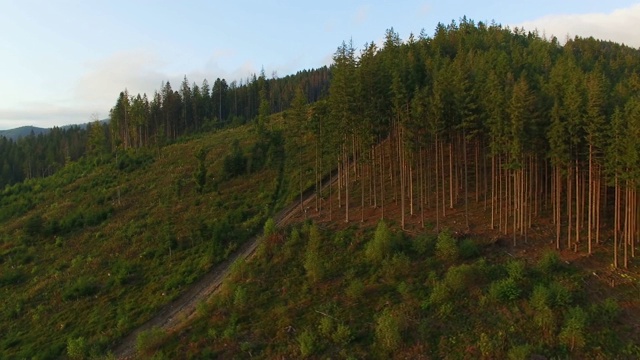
[412, 233, 436, 256]
[435, 229, 458, 263]
[506, 259, 526, 281]
[459, 238, 480, 259]
[136, 327, 166, 355]
[297, 329, 317, 357]
[25, 214, 44, 236]
[66, 337, 86, 360]
[365, 220, 393, 263]
[263, 218, 276, 237]
[538, 251, 561, 274]
[559, 306, 587, 352]
[332, 323, 353, 346]
[489, 278, 521, 303]
[375, 308, 403, 352]
[62, 277, 99, 301]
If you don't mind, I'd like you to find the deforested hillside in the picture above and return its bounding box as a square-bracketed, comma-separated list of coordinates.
[0, 120, 292, 358]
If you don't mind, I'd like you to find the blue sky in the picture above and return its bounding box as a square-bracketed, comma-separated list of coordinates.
[1, 0, 639, 130]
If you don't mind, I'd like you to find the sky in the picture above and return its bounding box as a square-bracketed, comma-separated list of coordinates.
[1, 0, 640, 130]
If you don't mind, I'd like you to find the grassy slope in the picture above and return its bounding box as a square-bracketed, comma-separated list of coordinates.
[0, 123, 287, 359]
[152, 222, 639, 359]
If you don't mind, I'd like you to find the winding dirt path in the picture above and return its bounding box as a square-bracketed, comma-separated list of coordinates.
[111, 181, 327, 359]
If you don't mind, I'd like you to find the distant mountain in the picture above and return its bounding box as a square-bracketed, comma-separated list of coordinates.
[0, 119, 109, 141]
[0, 126, 50, 141]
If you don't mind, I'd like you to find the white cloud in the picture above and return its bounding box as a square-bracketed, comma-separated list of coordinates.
[75, 49, 167, 105]
[516, 4, 640, 47]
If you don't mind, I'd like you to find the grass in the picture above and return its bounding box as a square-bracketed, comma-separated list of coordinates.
[149, 221, 640, 359]
[0, 122, 300, 358]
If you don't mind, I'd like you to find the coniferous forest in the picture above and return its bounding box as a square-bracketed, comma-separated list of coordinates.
[2, 18, 640, 359]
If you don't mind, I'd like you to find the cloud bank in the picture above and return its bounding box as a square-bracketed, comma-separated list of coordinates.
[516, 4, 640, 47]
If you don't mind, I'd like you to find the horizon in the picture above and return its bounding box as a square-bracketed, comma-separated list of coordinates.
[1, 0, 640, 130]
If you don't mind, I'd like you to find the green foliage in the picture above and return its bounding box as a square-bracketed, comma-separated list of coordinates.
[411, 233, 436, 255]
[297, 329, 317, 357]
[365, 220, 393, 263]
[538, 251, 562, 274]
[332, 323, 353, 346]
[507, 344, 532, 360]
[0, 269, 26, 287]
[506, 259, 526, 281]
[25, 214, 44, 236]
[489, 278, 521, 303]
[304, 223, 324, 283]
[66, 337, 86, 360]
[136, 327, 166, 355]
[116, 150, 155, 173]
[559, 306, 587, 352]
[435, 229, 458, 263]
[222, 139, 247, 178]
[375, 308, 403, 352]
[263, 218, 276, 237]
[62, 276, 99, 301]
[193, 146, 209, 193]
[459, 238, 480, 259]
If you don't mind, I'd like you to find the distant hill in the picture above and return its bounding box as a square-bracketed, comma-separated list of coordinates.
[0, 119, 109, 141]
[0, 126, 50, 140]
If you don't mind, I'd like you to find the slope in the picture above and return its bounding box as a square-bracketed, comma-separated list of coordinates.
[0, 122, 287, 359]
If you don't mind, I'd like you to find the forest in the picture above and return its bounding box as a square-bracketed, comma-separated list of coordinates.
[304, 18, 640, 269]
[2, 17, 640, 359]
[0, 66, 330, 189]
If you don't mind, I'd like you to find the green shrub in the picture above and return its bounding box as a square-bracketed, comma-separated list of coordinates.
[0, 270, 26, 287]
[506, 259, 526, 281]
[345, 279, 365, 300]
[332, 323, 353, 346]
[507, 344, 532, 360]
[375, 308, 403, 352]
[595, 298, 621, 324]
[25, 214, 44, 236]
[459, 238, 480, 259]
[66, 337, 86, 360]
[381, 253, 411, 282]
[538, 251, 561, 274]
[365, 220, 393, 263]
[412, 233, 436, 256]
[489, 278, 521, 303]
[62, 277, 99, 301]
[435, 229, 458, 263]
[559, 306, 587, 352]
[136, 327, 165, 355]
[263, 218, 276, 237]
[444, 263, 474, 292]
[549, 281, 572, 308]
[297, 329, 317, 357]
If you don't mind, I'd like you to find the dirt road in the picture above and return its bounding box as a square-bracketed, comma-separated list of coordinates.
[111, 183, 324, 359]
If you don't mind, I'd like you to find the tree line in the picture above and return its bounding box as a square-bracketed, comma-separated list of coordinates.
[0, 126, 89, 189]
[108, 67, 329, 150]
[0, 67, 330, 188]
[299, 17, 640, 268]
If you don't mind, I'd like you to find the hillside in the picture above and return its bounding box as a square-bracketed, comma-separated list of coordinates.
[3, 18, 640, 359]
[0, 125, 50, 140]
[0, 120, 295, 358]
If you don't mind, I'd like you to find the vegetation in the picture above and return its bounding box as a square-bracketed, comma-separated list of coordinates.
[2, 17, 640, 359]
[0, 122, 290, 358]
[150, 223, 638, 358]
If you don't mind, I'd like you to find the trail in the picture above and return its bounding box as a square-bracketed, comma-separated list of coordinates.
[111, 178, 329, 359]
